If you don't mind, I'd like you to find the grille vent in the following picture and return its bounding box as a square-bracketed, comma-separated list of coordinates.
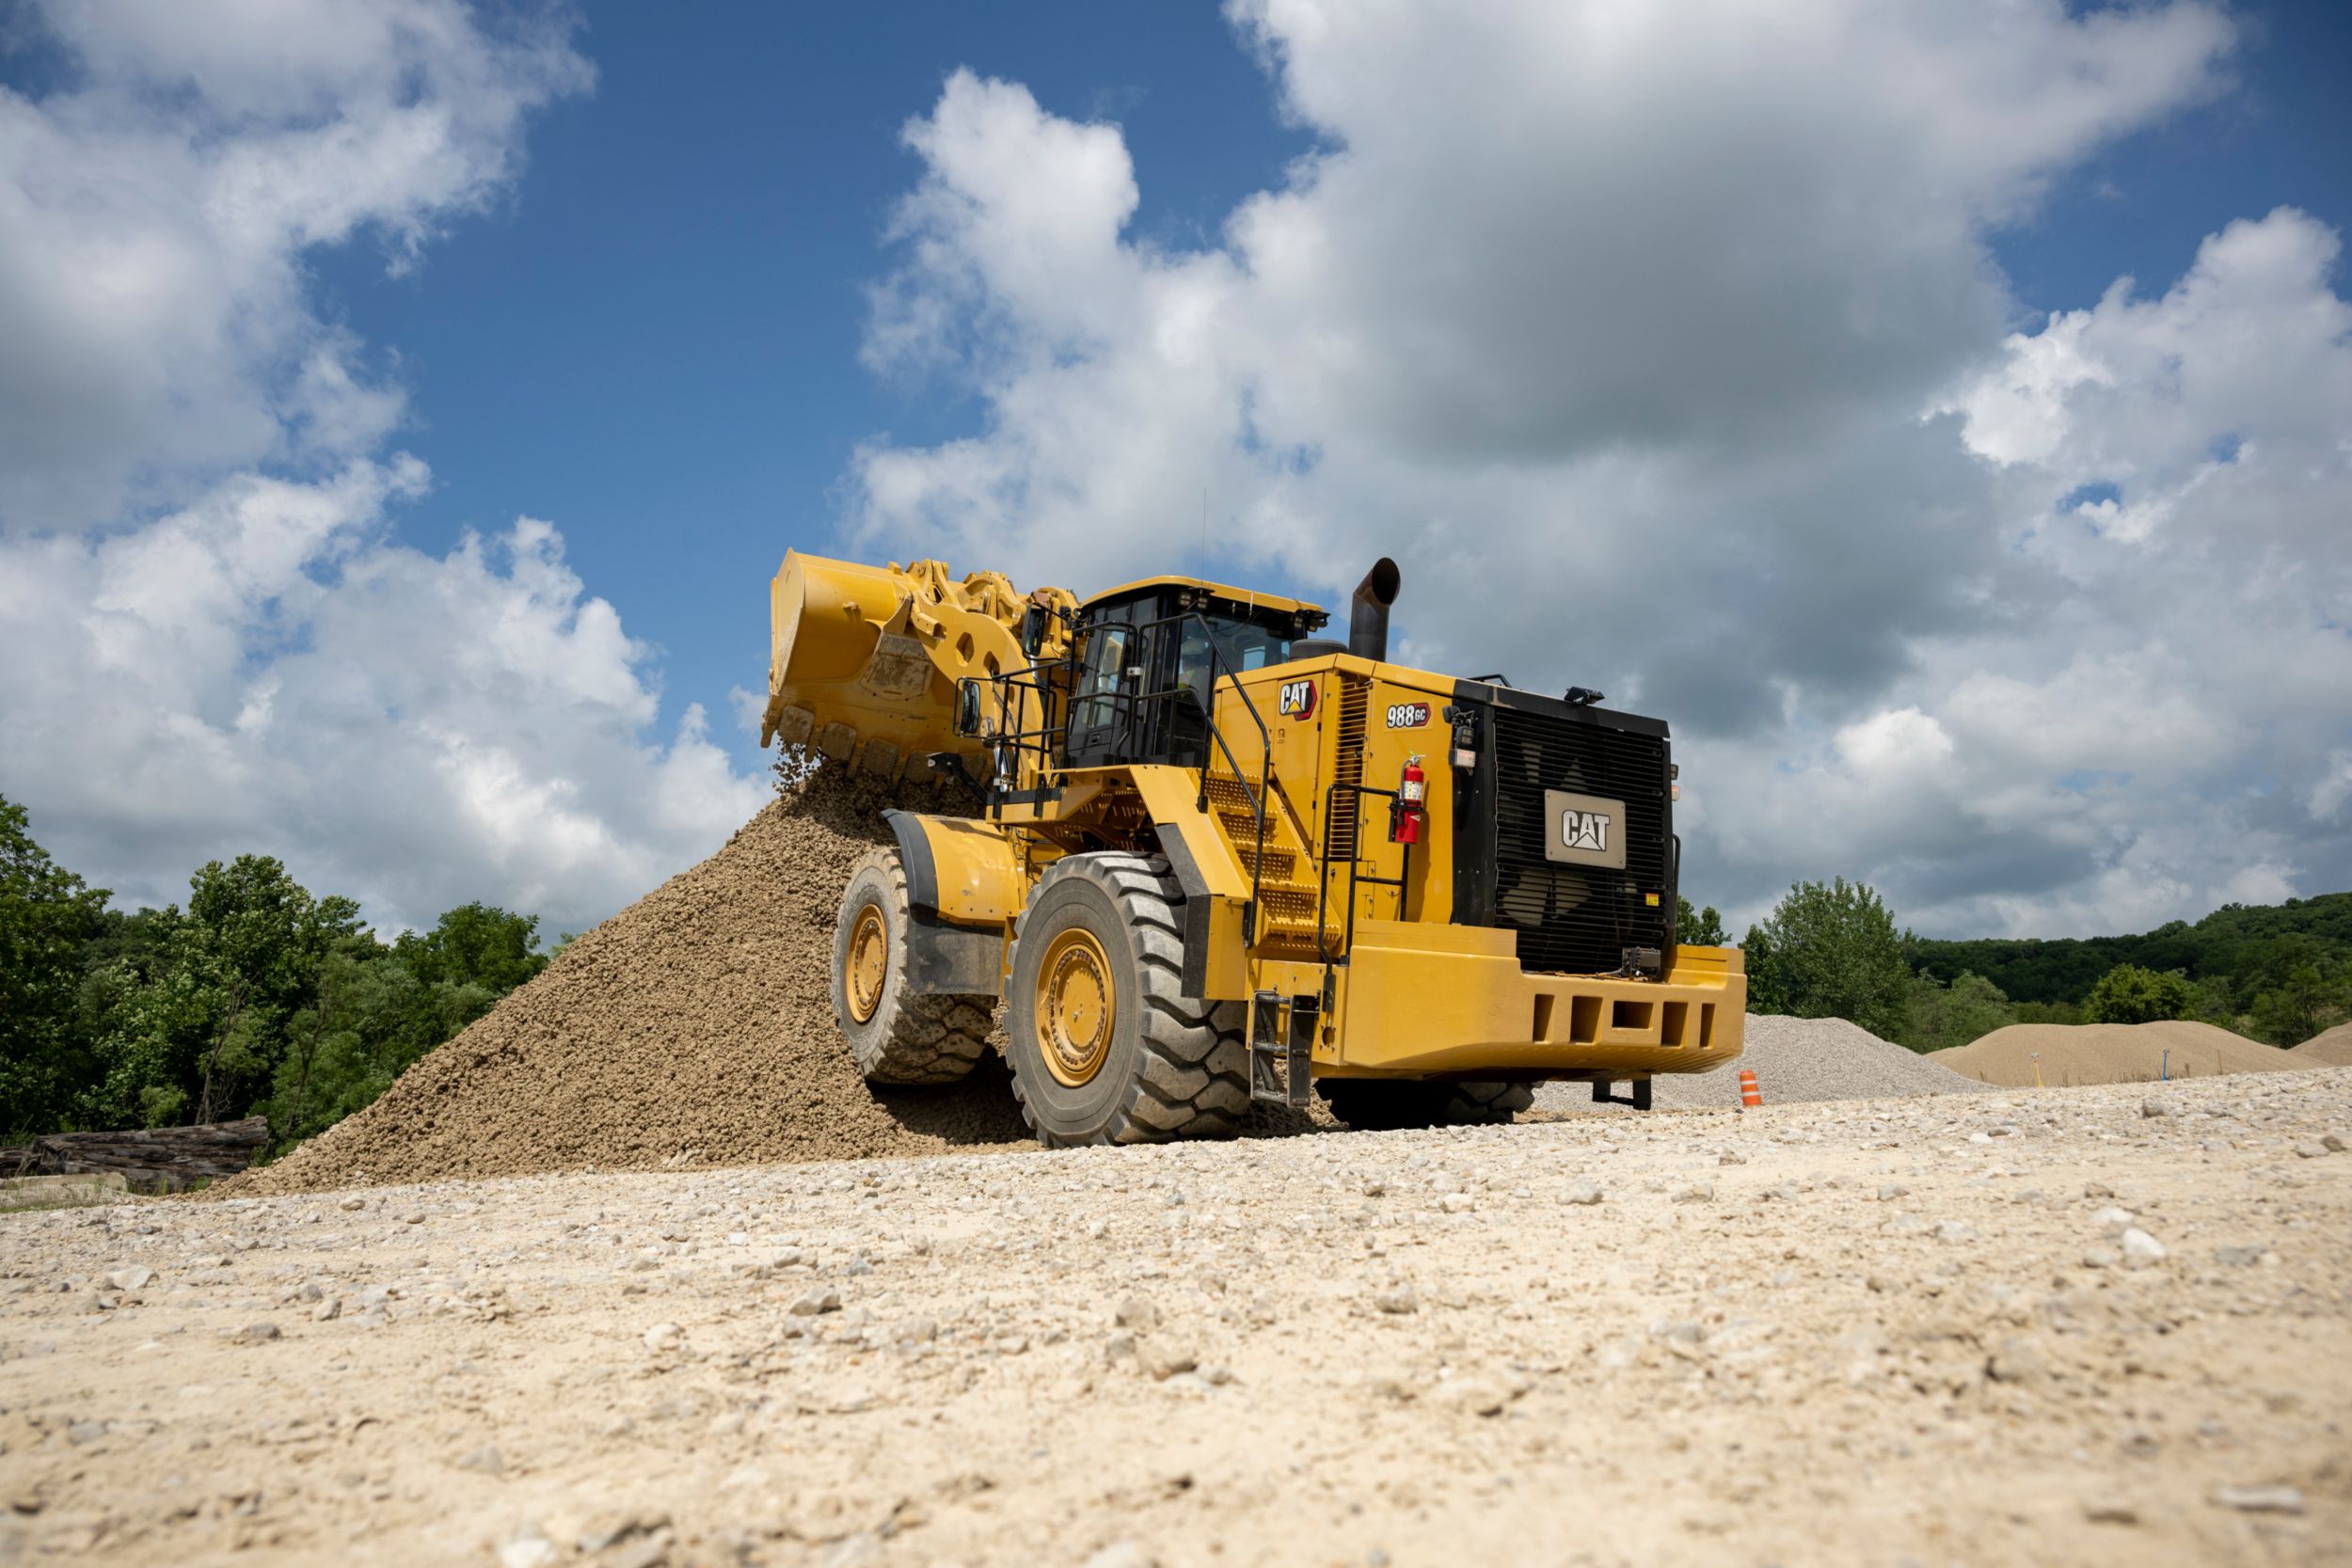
[1490, 705, 1669, 974]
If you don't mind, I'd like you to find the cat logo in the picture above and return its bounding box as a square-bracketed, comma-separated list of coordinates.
[1277, 678, 1316, 719]
[1561, 809, 1609, 854]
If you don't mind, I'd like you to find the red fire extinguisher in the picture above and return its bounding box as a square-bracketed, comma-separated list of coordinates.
[1390, 753, 1426, 845]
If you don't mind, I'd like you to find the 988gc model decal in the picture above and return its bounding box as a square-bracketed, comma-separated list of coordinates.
[1384, 701, 1431, 729]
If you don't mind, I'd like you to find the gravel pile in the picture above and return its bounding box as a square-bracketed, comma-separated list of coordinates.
[1933, 1020, 2296, 1086]
[2295, 1022, 2352, 1067]
[1534, 1013, 1994, 1114]
[224, 766, 1031, 1196]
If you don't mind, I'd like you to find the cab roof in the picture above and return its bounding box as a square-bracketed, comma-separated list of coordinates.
[1080, 575, 1328, 625]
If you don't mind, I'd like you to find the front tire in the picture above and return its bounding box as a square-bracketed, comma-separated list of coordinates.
[832, 848, 993, 1085]
[1003, 853, 1247, 1147]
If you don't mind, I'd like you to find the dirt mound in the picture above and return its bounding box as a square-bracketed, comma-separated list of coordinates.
[2296, 1022, 2352, 1066]
[224, 768, 1031, 1195]
[1533, 1013, 1992, 1114]
[1931, 1019, 2295, 1087]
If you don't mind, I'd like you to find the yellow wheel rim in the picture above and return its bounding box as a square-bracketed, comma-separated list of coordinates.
[1036, 927, 1116, 1087]
[846, 905, 888, 1023]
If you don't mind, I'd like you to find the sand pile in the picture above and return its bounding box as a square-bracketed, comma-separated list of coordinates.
[1931, 1020, 2294, 1087]
[226, 768, 1028, 1196]
[1534, 1014, 1993, 1114]
[2295, 1022, 2352, 1067]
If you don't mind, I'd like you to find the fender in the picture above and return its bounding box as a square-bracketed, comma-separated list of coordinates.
[881, 810, 1021, 997]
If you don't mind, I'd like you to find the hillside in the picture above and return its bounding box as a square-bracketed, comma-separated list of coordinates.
[1906, 891, 2352, 1005]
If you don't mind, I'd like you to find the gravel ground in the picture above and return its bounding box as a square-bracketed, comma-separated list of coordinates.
[1534, 1013, 1995, 1114]
[7, 1070, 2350, 1567]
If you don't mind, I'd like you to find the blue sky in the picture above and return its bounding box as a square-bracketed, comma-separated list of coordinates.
[3, 0, 2348, 940]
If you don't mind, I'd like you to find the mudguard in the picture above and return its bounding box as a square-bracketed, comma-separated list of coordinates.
[880, 810, 1020, 997]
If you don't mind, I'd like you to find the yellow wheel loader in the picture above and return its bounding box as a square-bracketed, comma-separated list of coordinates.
[760, 550, 1744, 1145]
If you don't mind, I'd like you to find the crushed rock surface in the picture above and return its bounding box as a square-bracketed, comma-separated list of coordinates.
[1534, 1012, 1994, 1114]
[8, 1070, 2350, 1566]
[224, 768, 1032, 1197]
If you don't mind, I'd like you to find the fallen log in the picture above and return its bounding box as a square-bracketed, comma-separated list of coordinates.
[10, 1117, 269, 1192]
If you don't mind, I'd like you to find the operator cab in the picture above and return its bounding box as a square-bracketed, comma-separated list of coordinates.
[1065, 578, 1328, 770]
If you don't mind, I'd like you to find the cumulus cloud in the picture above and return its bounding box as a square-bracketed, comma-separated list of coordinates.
[845, 2, 2352, 935]
[0, 2, 764, 933]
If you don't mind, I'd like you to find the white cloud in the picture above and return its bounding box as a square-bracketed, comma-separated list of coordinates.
[843, 3, 2352, 937]
[0, 3, 767, 935]
[0, 0, 592, 530]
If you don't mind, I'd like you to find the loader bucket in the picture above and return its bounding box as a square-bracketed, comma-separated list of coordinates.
[759, 549, 1045, 780]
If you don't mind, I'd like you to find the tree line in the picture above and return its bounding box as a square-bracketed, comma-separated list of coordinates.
[1682, 880, 2351, 1053]
[2, 794, 549, 1150]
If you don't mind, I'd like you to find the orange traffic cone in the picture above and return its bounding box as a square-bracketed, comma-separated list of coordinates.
[1738, 1069, 1762, 1108]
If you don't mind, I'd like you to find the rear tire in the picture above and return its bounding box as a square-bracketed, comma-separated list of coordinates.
[1002, 853, 1248, 1147]
[832, 848, 993, 1085]
[1321, 1079, 1534, 1132]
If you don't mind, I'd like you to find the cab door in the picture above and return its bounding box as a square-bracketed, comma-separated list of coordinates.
[1064, 603, 1139, 768]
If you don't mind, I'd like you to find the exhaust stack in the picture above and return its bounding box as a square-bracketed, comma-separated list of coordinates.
[1349, 557, 1401, 662]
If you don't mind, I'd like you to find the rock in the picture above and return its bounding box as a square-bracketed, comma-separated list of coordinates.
[1080, 1543, 1156, 1568]
[1103, 1333, 1137, 1363]
[2083, 1181, 2115, 1199]
[234, 1322, 281, 1343]
[1934, 1221, 1978, 1243]
[2140, 1099, 2170, 1118]
[1876, 1184, 1908, 1201]
[1114, 1296, 1161, 1331]
[338, 1196, 366, 1212]
[2293, 1141, 2328, 1160]
[2322, 1131, 2349, 1153]
[1434, 1376, 1513, 1417]
[455, 1445, 504, 1476]
[104, 1267, 151, 1291]
[1373, 1287, 1419, 1315]
[2082, 1498, 2139, 1525]
[1361, 1179, 1387, 1196]
[314, 1296, 342, 1322]
[497, 1538, 560, 1568]
[578, 1512, 672, 1554]
[2080, 1246, 2122, 1271]
[400, 1211, 425, 1225]
[66, 1420, 107, 1445]
[1717, 1150, 1748, 1165]
[2092, 1206, 2137, 1236]
[1989, 1336, 2046, 1386]
[1564, 1182, 1604, 1206]
[643, 1322, 683, 1353]
[1669, 1182, 1713, 1204]
[2214, 1485, 2302, 1515]
[1763, 1184, 1801, 1204]
[787, 1289, 842, 1317]
[1438, 1194, 1475, 1214]
[2119, 1228, 2168, 1268]
[1138, 1342, 1198, 1381]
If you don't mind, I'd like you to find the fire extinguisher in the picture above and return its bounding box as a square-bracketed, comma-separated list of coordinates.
[1390, 753, 1426, 845]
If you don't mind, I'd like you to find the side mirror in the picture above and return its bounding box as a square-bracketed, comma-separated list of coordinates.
[953, 677, 986, 738]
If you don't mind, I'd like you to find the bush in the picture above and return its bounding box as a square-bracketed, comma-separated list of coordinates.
[1902, 970, 2013, 1054]
[2082, 963, 2201, 1025]
[1743, 877, 1911, 1041]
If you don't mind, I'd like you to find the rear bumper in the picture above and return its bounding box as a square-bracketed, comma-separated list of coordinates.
[1318, 921, 1745, 1080]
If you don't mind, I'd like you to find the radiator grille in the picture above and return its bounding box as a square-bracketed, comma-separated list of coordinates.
[1327, 676, 1370, 863]
[1490, 705, 1670, 974]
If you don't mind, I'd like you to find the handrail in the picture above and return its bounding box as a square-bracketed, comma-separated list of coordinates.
[1315, 780, 1410, 967]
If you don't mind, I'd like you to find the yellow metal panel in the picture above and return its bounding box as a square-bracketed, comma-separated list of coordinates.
[1126, 767, 1252, 900]
[905, 815, 1025, 927]
[1080, 575, 1327, 620]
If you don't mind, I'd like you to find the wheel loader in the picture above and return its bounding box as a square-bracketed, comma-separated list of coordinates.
[759, 550, 1744, 1145]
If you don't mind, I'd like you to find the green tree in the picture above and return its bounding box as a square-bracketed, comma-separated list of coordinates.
[0, 796, 113, 1132]
[392, 902, 548, 993]
[1675, 895, 1728, 947]
[1902, 970, 2014, 1054]
[1743, 877, 1911, 1039]
[2246, 961, 2348, 1047]
[2081, 962, 2200, 1025]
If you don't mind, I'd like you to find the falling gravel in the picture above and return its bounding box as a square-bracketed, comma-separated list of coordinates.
[223, 766, 1030, 1196]
[1534, 1014, 1994, 1114]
